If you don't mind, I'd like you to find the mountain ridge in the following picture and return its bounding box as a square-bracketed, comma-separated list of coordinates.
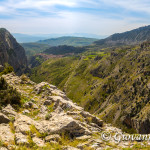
[94, 25, 150, 46]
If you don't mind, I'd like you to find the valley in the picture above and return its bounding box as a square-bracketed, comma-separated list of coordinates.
[0, 26, 150, 149]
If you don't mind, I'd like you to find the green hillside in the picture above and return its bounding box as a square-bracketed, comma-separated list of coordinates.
[43, 45, 87, 55]
[21, 43, 50, 58]
[30, 42, 150, 134]
[37, 36, 98, 47]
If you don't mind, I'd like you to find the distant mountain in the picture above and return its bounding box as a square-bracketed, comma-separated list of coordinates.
[37, 36, 98, 47]
[0, 28, 27, 75]
[95, 25, 150, 46]
[13, 33, 105, 43]
[12, 33, 49, 43]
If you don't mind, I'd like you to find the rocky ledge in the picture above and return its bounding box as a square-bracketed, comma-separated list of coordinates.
[0, 73, 149, 150]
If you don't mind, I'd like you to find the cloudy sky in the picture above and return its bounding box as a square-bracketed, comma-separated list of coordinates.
[0, 0, 150, 36]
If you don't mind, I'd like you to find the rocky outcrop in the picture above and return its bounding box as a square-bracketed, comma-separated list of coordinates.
[0, 73, 147, 149]
[0, 28, 27, 75]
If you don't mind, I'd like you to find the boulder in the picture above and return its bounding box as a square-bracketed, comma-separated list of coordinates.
[36, 113, 91, 137]
[0, 124, 14, 143]
[22, 110, 30, 114]
[45, 134, 61, 142]
[14, 114, 38, 134]
[2, 104, 17, 117]
[15, 133, 28, 145]
[32, 137, 44, 147]
[0, 113, 10, 123]
[33, 82, 52, 94]
[48, 96, 83, 111]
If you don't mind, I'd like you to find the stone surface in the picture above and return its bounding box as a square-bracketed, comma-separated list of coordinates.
[15, 133, 28, 145]
[2, 104, 17, 117]
[14, 114, 38, 134]
[45, 134, 61, 142]
[37, 113, 91, 136]
[32, 137, 45, 147]
[22, 109, 30, 114]
[0, 124, 14, 143]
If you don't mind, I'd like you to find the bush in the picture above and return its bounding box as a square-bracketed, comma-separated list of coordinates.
[0, 64, 14, 75]
[0, 77, 21, 109]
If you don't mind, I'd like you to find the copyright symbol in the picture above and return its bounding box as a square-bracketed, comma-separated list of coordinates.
[101, 131, 111, 141]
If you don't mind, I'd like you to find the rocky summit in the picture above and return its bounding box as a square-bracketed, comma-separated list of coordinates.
[0, 28, 27, 75]
[0, 73, 149, 150]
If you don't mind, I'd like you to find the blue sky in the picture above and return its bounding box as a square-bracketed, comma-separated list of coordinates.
[0, 0, 150, 36]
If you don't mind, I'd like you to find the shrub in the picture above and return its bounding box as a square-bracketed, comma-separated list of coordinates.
[0, 77, 21, 109]
[0, 64, 14, 75]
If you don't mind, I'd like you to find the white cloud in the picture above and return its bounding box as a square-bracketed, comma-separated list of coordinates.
[0, 0, 150, 35]
[100, 0, 150, 14]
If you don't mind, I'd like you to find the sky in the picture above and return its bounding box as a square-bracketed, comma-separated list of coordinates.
[0, 0, 150, 36]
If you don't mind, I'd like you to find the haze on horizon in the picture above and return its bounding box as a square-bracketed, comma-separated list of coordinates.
[0, 0, 150, 36]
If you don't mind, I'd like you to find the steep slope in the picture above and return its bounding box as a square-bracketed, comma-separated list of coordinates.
[30, 42, 150, 134]
[38, 36, 98, 47]
[0, 28, 27, 75]
[0, 73, 149, 149]
[95, 25, 150, 46]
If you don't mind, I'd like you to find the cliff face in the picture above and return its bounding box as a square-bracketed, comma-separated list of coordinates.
[0, 28, 27, 75]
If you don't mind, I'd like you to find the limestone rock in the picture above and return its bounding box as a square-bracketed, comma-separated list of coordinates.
[0, 124, 14, 143]
[45, 134, 61, 142]
[0, 113, 10, 123]
[32, 137, 44, 147]
[22, 110, 30, 114]
[14, 114, 38, 134]
[2, 104, 17, 117]
[15, 133, 28, 145]
[33, 82, 52, 94]
[37, 113, 91, 136]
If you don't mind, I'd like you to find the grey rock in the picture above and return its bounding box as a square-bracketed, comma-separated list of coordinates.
[45, 134, 61, 142]
[0, 124, 14, 143]
[15, 133, 28, 145]
[2, 104, 17, 117]
[32, 137, 45, 147]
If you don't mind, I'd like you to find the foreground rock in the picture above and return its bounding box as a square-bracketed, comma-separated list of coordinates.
[1, 73, 147, 149]
[0, 124, 14, 143]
